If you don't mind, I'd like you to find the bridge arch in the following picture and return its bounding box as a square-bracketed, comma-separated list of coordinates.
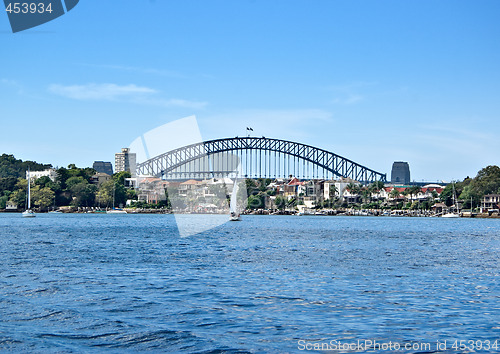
[136, 137, 386, 183]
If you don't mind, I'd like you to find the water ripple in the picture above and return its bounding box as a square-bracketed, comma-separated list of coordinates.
[0, 214, 499, 352]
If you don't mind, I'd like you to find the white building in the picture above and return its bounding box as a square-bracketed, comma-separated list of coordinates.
[6, 200, 18, 210]
[136, 177, 169, 204]
[323, 178, 356, 200]
[29, 169, 57, 182]
[481, 194, 500, 213]
[115, 148, 137, 177]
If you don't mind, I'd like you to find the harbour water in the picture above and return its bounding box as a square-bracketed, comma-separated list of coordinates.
[1, 214, 499, 352]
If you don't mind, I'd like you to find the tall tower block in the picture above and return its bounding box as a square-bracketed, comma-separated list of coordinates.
[391, 161, 410, 184]
[115, 148, 137, 177]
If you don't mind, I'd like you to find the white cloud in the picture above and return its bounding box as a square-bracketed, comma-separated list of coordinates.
[48, 83, 207, 109]
[136, 97, 208, 109]
[1, 78, 24, 94]
[49, 83, 156, 100]
[331, 94, 363, 105]
[328, 81, 377, 105]
[80, 63, 185, 78]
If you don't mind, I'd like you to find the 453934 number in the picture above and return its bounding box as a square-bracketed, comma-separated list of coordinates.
[452, 340, 499, 351]
[5, 2, 53, 14]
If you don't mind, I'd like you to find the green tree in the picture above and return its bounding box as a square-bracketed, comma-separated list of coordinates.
[326, 184, 338, 207]
[247, 194, 265, 209]
[0, 195, 8, 209]
[347, 182, 360, 195]
[0, 177, 18, 195]
[32, 186, 55, 210]
[34, 176, 56, 189]
[113, 170, 131, 185]
[401, 189, 410, 206]
[274, 195, 286, 210]
[70, 182, 97, 207]
[408, 186, 421, 202]
[361, 186, 371, 204]
[56, 167, 70, 190]
[469, 165, 500, 197]
[8, 178, 27, 207]
[67, 164, 95, 182]
[245, 179, 259, 196]
[329, 185, 338, 199]
[9, 190, 26, 208]
[127, 188, 138, 202]
[440, 181, 465, 206]
[431, 190, 439, 200]
[66, 176, 87, 190]
[372, 181, 385, 191]
[389, 188, 401, 200]
[97, 180, 127, 208]
[440, 184, 453, 205]
[113, 183, 127, 207]
[97, 180, 114, 207]
[0, 153, 51, 179]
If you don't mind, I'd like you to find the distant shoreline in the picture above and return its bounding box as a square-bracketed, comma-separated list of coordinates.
[2, 209, 500, 219]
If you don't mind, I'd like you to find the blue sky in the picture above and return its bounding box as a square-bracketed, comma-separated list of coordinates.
[1, 0, 499, 182]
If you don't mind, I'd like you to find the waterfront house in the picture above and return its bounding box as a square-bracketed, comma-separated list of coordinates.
[480, 194, 500, 213]
[5, 200, 17, 211]
[90, 172, 112, 187]
[431, 202, 446, 214]
[418, 184, 444, 201]
[385, 187, 407, 203]
[283, 177, 303, 199]
[137, 177, 169, 204]
[322, 180, 351, 200]
[342, 188, 361, 205]
[178, 179, 202, 197]
[329, 178, 356, 200]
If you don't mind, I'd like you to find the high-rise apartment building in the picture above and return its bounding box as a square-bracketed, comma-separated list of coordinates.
[115, 148, 136, 177]
[391, 161, 410, 184]
[92, 161, 113, 176]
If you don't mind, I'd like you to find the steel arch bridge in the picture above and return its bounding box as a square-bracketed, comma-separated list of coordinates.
[136, 137, 386, 182]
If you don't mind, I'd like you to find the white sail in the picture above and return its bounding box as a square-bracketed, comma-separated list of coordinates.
[229, 178, 241, 221]
[22, 168, 35, 217]
[27, 169, 31, 209]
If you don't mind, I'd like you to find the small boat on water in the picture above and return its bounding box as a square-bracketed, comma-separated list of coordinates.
[107, 209, 127, 214]
[22, 169, 35, 218]
[297, 208, 313, 216]
[107, 183, 127, 214]
[22, 209, 35, 217]
[229, 178, 241, 221]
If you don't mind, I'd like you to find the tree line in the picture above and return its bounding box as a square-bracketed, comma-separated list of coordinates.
[1, 153, 499, 211]
[0, 154, 134, 210]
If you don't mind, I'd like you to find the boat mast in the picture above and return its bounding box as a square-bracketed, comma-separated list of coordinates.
[26, 168, 31, 210]
[452, 182, 459, 212]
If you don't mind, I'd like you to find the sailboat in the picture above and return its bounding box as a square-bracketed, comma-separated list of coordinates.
[107, 183, 127, 214]
[22, 169, 36, 218]
[442, 183, 460, 218]
[229, 178, 241, 221]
